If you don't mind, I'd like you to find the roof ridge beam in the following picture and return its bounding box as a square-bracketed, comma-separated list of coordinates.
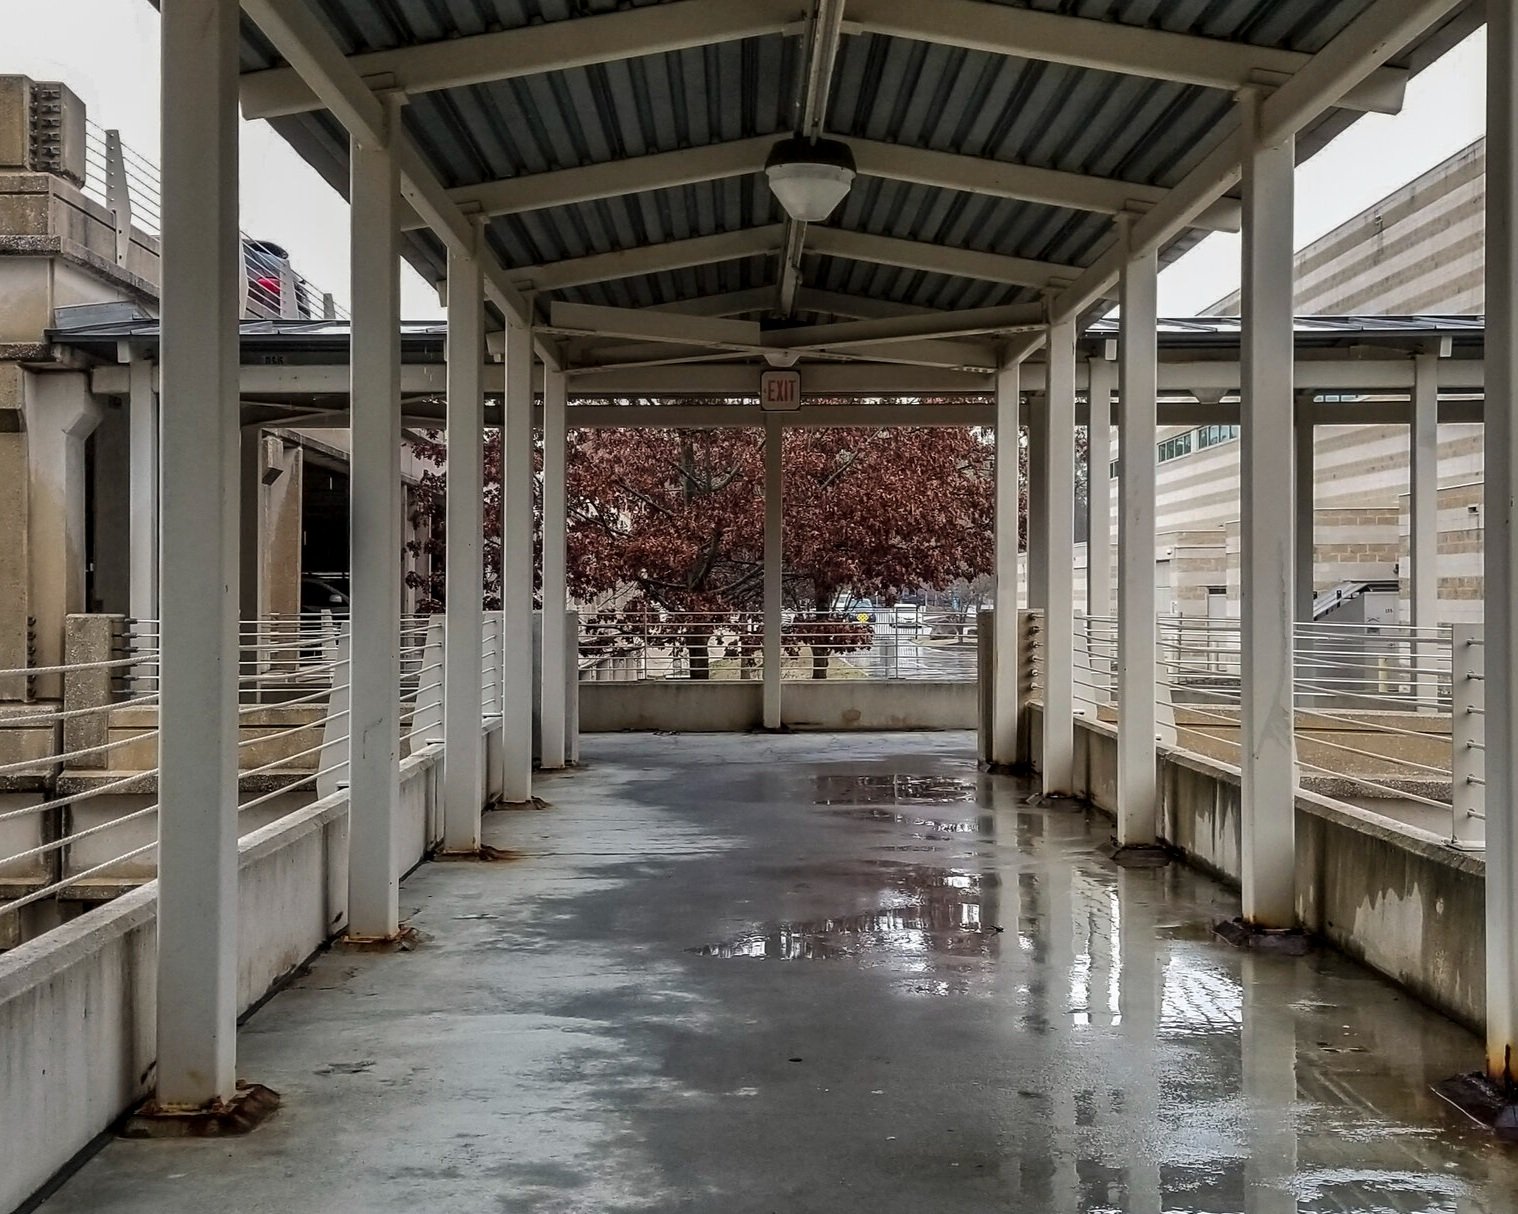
[844, 0, 1407, 115]
[241, 0, 799, 120]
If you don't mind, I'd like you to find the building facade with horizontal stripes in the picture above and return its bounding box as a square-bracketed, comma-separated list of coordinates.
[1089, 139, 1488, 623]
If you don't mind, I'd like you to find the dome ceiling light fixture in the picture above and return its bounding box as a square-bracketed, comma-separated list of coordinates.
[765, 135, 856, 223]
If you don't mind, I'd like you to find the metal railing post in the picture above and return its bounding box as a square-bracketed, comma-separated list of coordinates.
[410, 616, 445, 748]
[103, 128, 132, 266]
[316, 624, 351, 801]
[1451, 624, 1485, 849]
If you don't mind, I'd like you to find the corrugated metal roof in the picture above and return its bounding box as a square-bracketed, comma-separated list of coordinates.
[238, 1, 1480, 328]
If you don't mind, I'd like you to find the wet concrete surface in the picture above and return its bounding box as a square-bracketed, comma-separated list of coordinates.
[37, 732, 1518, 1213]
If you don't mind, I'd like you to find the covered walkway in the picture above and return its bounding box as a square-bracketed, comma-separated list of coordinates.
[37, 734, 1518, 1213]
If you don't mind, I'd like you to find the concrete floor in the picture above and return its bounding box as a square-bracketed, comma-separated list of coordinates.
[37, 732, 1518, 1213]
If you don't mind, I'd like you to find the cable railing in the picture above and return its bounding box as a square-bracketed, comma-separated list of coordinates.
[1073, 614, 1118, 717]
[79, 119, 349, 319]
[0, 612, 493, 933]
[1025, 610, 1484, 850]
[576, 608, 979, 682]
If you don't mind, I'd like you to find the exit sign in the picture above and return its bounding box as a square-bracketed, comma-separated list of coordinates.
[759, 369, 802, 411]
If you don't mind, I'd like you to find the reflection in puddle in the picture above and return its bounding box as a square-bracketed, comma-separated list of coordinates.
[690, 868, 1000, 961]
[813, 773, 979, 805]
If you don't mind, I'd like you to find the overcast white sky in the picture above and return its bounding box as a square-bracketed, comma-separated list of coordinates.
[6, 4, 1489, 319]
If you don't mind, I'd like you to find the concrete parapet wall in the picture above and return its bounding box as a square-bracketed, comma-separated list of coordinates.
[579, 679, 977, 733]
[0, 745, 443, 1213]
[1045, 704, 1486, 1032]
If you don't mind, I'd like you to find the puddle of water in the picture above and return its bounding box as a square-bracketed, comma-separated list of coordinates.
[689, 868, 1002, 961]
[813, 773, 979, 806]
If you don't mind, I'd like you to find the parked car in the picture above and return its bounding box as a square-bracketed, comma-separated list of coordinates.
[299, 572, 350, 614]
[243, 238, 314, 320]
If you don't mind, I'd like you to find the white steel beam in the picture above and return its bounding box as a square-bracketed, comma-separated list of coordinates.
[1041, 318, 1077, 796]
[155, 0, 242, 1109]
[421, 137, 777, 227]
[443, 246, 485, 853]
[849, 140, 1241, 232]
[567, 402, 992, 427]
[548, 300, 764, 348]
[93, 354, 1489, 399]
[770, 303, 1045, 349]
[347, 130, 404, 940]
[422, 134, 1241, 232]
[569, 362, 995, 395]
[501, 322, 535, 803]
[1116, 243, 1158, 847]
[794, 289, 937, 320]
[1003, 0, 1465, 357]
[763, 415, 784, 729]
[991, 360, 1022, 766]
[807, 226, 1083, 291]
[1238, 91, 1297, 931]
[652, 288, 780, 317]
[242, 0, 797, 119]
[567, 335, 998, 373]
[540, 368, 570, 770]
[1485, 0, 1518, 1087]
[515, 226, 785, 293]
[777, 0, 848, 316]
[845, 0, 1406, 114]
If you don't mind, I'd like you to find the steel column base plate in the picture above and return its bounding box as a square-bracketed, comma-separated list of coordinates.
[1103, 840, 1173, 868]
[436, 845, 529, 863]
[1024, 793, 1083, 810]
[1212, 917, 1312, 955]
[121, 1083, 280, 1138]
[336, 925, 420, 953]
[1434, 1072, 1518, 1139]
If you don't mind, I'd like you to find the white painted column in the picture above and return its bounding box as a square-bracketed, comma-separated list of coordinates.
[1238, 91, 1298, 930]
[1485, 1, 1518, 1085]
[1117, 245, 1159, 848]
[1294, 400, 1315, 623]
[154, 0, 241, 1107]
[347, 125, 403, 940]
[1042, 318, 1077, 796]
[763, 414, 784, 729]
[540, 368, 569, 769]
[1410, 352, 1440, 631]
[501, 321, 535, 802]
[1411, 353, 1441, 710]
[442, 246, 484, 853]
[991, 360, 1022, 765]
[127, 353, 158, 623]
[1086, 357, 1114, 620]
[1026, 395, 1047, 609]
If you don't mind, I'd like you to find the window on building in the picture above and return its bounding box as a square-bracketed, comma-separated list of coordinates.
[1196, 424, 1240, 449]
[1157, 433, 1193, 463]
